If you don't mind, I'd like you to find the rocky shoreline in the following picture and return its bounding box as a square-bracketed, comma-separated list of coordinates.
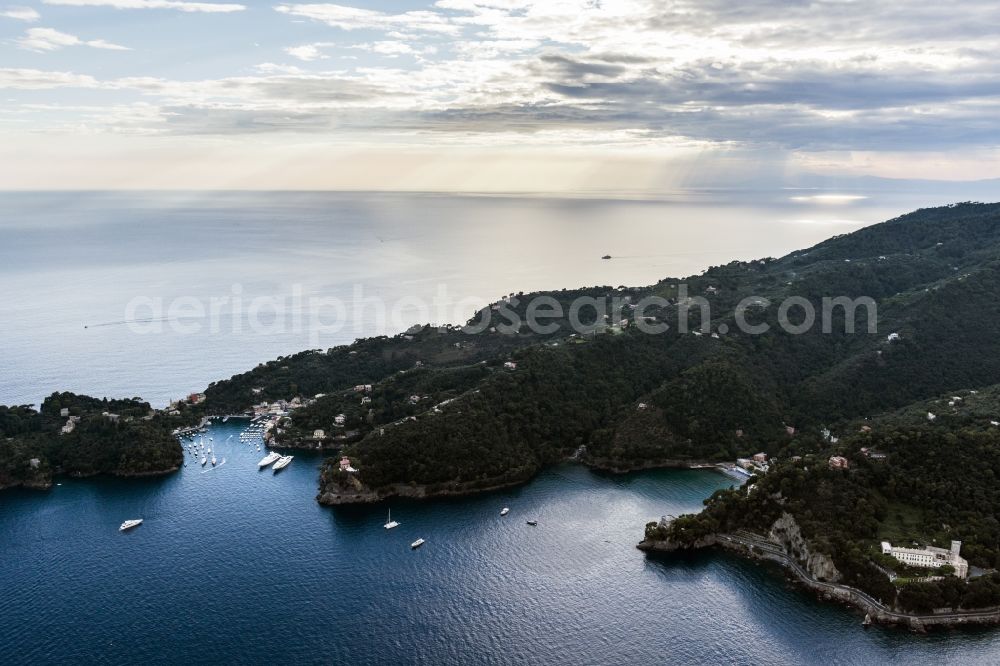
[269, 439, 343, 452]
[318, 457, 734, 506]
[1, 465, 180, 492]
[317, 475, 533, 506]
[583, 457, 725, 475]
[0, 476, 53, 491]
[115, 465, 181, 478]
[66, 465, 181, 480]
[638, 527, 1000, 631]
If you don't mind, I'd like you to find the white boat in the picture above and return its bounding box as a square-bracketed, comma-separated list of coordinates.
[211, 454, 217, 466]
[384, 509, 400, 530]
[119, 519, 143, 531]
[729, 466, 753, 478]
[500, 507, 510, 516]
[258, 452, 280, 468]
[272, 455, 293, 471]
[200, 456, 207, 466]
[410, 538, 425, 549]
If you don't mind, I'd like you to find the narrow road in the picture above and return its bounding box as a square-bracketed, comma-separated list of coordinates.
[718, 532, 1000, 624]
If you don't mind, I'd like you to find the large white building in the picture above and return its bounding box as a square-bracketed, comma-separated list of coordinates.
[881, 540, 969, 578]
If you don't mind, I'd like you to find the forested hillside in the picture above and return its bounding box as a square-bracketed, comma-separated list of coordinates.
[318, 203, 1000, 504]
[0, 393, 182, 489]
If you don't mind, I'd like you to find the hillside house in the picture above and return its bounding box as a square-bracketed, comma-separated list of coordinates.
[828, 456, 849, 470]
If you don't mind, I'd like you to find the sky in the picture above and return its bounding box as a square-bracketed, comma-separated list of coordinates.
[2, 0, 1000, 191]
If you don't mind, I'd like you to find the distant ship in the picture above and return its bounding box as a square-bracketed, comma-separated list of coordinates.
[258, 451, 280, 468]
[500, 507, 510, 516]
[119, 519, 143, 531]
[272, 455, 293, 471]
[526, 520, 538, 526]
[384, 509, 400, 530]
[601, 255, 612, 260]
[410, 538, 425, 549]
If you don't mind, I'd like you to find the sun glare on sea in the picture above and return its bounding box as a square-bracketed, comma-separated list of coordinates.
[788, 194, 869, 204]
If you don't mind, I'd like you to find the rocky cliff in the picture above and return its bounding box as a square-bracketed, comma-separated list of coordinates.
[767, 512, 842, 582]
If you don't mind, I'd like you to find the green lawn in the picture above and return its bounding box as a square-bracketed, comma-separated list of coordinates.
[879, 501, 929, 544]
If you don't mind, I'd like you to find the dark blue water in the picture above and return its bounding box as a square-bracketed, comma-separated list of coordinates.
[4, 420, 1000, 664]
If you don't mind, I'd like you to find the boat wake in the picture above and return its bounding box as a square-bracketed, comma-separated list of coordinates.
[200, 458, 226, 473]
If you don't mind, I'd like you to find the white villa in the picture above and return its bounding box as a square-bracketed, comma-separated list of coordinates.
[881, 540, 969, 578]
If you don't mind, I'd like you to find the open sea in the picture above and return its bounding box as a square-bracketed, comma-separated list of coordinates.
[4, 191, 1000, 664]
[0, 189, 960, 408]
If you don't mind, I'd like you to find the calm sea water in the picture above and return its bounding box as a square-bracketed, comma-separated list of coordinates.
[5, 191, 1000, 664]
[0, 189, 954, 408]
[2, 421, 999, 665]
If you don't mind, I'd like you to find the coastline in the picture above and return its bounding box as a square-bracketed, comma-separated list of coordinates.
[68, 465, 182, 480]
[0, 477, 53, 491]
[1, 465, 181, 492]
[269, 439, 343, 452]
[637, 532, 1000, 631]
[317, 474, 534, 506]
[115, 465, 182, 478]
[583, 457, 727, 475]
[318, 457, 734, 506]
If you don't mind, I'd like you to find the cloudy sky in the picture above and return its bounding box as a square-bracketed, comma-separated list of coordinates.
[2, 0, 1000, 190]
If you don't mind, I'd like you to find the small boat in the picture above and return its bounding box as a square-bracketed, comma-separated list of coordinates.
[500, 507, 510, 516]
[526, 520, 538, 526]
[411, 538, 425, 549]
[384, 509, 400, 530]
[119, 519, 143, 531]
[211, 454, 217, 466]
[272, 455, 293, 471]
[200, 456, 207, 466]
[601, 254, 612, 260]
